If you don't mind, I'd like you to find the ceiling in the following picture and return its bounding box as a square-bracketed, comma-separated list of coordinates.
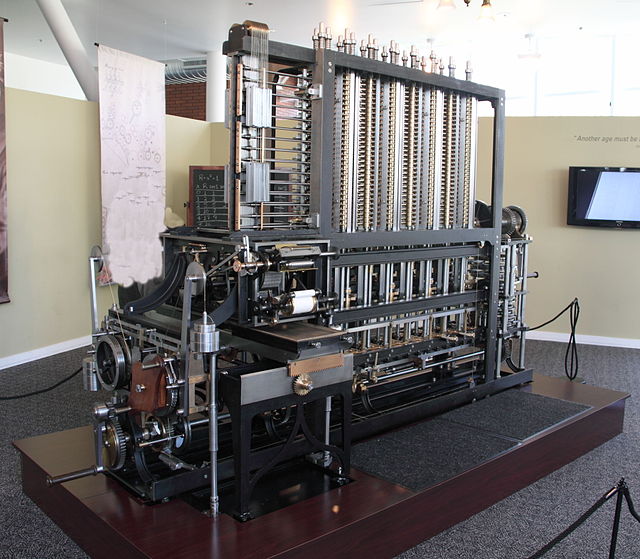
[1, 0, 638, 69]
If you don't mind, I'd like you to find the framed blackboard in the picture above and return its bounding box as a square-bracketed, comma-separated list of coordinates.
[188, 166, 227, 229]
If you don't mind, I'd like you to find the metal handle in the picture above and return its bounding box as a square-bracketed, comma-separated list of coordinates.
[47, 465, 103, 486]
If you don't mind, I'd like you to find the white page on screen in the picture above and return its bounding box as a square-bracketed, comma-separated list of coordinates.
[586, 172, 640, 221]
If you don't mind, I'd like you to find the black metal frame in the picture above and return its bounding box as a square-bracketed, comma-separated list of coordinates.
[221, 374, 352, 520]
[223, 30, 506, 383]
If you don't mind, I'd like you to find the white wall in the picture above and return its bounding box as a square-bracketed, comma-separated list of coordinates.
[5, 52, 85, 100]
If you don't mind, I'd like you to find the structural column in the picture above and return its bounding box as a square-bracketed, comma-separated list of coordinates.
[206, 50, 226, 122]
[36, 0, 98, 102]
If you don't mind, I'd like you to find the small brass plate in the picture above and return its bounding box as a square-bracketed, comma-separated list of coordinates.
[288, 353, 345, 377]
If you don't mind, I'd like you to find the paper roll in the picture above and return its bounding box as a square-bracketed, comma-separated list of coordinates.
[290, 290, 317, 314]
[292, 289, 317, 298]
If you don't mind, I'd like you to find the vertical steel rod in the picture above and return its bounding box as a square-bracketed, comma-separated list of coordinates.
[209, 352, 219, 517]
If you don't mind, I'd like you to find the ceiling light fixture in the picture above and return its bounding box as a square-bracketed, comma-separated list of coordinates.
[437, 0, 456, 10]
[478, 0, 495, 21]
[439, 0, 495, 20]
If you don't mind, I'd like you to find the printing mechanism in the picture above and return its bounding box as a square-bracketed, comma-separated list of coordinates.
[50, 21, 534, 521]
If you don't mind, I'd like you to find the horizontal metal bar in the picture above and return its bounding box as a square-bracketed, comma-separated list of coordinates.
[243, 201, 309, 206]
[333, 291, 486, 323]
[351, 369, 534, 442]
[265, 125, 307, 132]
[325, 49, 503, 101]
[243, 66, 313, 78]
[242, 224, 310, 229]
[332, 244, 484, 266]
[224, 37, 316, 64]
[243, 78, 307, 88]
[244, 146, 306, 154]
[329, 228, 500, 248]
[242, 158, 309, 165]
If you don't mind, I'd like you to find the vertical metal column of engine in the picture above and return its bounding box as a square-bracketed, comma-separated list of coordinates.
[516, 240, 530, 369]
[485, 93, 506, 383]
[190, 312, 221, 517]
[84, 247, 104, 391]
[180, 259, 223, 516]
[310, 34, 336, 237]
[178, 260, 209, 495]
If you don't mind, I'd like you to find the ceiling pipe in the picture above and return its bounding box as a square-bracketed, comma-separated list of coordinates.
[36, 0, 98, 102]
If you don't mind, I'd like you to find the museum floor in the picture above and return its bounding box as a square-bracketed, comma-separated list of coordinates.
[2, 340, 640, 559]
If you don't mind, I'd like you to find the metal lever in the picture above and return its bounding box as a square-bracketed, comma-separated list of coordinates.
[47, 465, 104, 486]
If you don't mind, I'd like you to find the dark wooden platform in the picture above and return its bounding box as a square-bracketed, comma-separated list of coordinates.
[13, 374, 628, 559]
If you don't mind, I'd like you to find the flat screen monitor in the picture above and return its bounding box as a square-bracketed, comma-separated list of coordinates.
[567, 166, 640, 229]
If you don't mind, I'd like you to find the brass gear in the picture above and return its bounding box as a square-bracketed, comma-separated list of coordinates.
[102, 419, 127, 471]
[292, 373, 313, 396]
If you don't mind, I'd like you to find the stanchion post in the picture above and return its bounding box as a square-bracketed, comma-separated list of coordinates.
[608, 480, 626, 559]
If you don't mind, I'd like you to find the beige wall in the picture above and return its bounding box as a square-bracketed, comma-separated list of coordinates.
[165, 116, 212, 222]
[0, 89, 214, 360]
[1, 94, 637, 361]
[210, 122, 230, 168]
[479, 116, 640, 340]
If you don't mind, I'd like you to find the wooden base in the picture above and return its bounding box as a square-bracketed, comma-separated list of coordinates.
[14, 374, 628, 559]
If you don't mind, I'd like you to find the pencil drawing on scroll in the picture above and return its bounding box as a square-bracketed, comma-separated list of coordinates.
[98, 45, 166, 288]
[0, 20, 8, 304]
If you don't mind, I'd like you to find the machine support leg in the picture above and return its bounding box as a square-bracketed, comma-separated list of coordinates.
[209, 353, 219, 517]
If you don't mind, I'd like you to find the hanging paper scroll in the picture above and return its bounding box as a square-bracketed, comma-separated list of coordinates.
[0, 19, 8, 304]
[98, 45, 166, 287]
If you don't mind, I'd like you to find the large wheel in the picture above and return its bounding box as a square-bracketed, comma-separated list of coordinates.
[102, 418, 127, 471]
[95, 335, 131, 390]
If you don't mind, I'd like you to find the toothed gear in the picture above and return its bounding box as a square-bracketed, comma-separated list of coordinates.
[507, 205, 528, 236]
[164, 363, 179, 413]
[501, 207, 517, 236]
[103, 419, 127, 471]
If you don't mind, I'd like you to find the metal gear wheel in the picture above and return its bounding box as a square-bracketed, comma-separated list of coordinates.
[95, 334, 131, 390]
[102, 418, 127, 471]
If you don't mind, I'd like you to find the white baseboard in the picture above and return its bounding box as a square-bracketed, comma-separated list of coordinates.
[0, 335, 92, 371]
[526, 331, 640, 349]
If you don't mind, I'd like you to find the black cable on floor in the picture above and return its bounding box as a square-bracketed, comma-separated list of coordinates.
[0, 366, 82, 400]
[527, 298, 580, 381]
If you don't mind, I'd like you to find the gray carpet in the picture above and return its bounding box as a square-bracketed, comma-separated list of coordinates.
[439, 390, 591, 440]
[352, 418, 517, 491]
[1, 340, 639, 558]
[352, 390, 590, 492]
[0, 348, 94, 559]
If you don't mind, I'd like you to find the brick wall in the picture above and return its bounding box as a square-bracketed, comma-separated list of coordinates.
[166, 82, 206, 121]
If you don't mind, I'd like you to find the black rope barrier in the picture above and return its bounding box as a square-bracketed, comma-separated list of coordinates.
[526, 478, 640, 559]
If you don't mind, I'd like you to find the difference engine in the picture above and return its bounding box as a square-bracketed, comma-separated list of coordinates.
[50, 21, 533, 521]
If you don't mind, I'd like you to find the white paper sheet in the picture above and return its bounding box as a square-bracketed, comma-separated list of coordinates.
[98, 45, 166, 287]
